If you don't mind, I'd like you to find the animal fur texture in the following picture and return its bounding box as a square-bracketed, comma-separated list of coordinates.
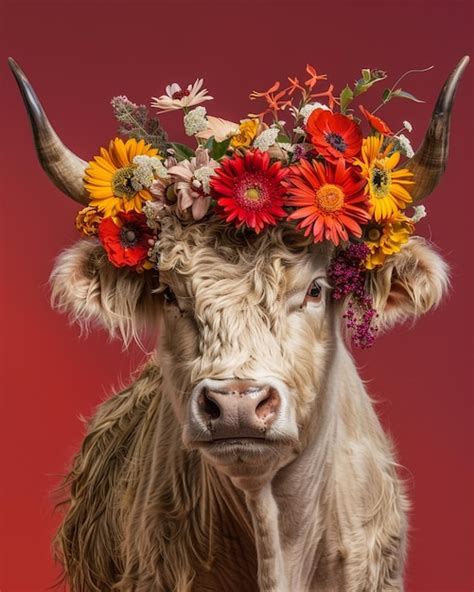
[51, 215, 448, 591]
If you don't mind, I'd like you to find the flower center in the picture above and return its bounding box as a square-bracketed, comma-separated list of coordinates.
[246, 187, 261, 201]
[315, 183, 345, 212]
[172, 89, 190, 100]
[165, 182, 177, 203]
[367, 227, 382, 241]
[120, 226, 139, 247]
[325, 132, 347, 153]
[234, 172, 272, 210]
[112, 166, 138, 199]
[370, 164, 392, 198]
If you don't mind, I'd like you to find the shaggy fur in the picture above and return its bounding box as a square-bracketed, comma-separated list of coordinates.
[51, 215, 448, 591]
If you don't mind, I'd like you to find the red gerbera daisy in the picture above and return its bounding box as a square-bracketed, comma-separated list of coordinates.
[359, 105, 393, 135]
[98, 211, 155, 268]
[306, 109, 362, 164]
[210, 149, 288, 233]
[284, 158, 370, 245]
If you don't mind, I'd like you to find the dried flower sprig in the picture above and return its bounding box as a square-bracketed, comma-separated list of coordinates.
[111, 96, 168, 153]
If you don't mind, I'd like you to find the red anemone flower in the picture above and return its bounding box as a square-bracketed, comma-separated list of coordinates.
[98, 211, 155, 268]
[210, 149, 288, 233]
[306, 109, 362, 164]
[359, 105, 393, 135]
[284, 158, 370, 245]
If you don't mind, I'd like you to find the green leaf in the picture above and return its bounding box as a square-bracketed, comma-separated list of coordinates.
[170, 142, 195, 161]
[340, 85, 354, 114]
[211, 137, 232, 161]
[203, 136, 215, 151]
[391, 89, 425, 103]
[382, 88, 392, 103]
[277, 134, 291, 143]
[353, 69, 387, 98]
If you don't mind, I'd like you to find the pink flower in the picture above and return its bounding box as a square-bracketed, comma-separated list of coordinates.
[149, 156, 178, 206]
[168, 148, 218, 220]
[151, 79, 213, 113]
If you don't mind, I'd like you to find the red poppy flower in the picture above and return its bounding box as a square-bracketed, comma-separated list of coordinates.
[210, 149, 288, 233]
[359, 105, 392, 135]
[98, 211, 155, 268]
[306, 109, 362, 164]
[284, 158, 370, 245]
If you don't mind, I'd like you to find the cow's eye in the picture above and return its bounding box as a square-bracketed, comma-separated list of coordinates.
[163, 287, 176, 304]
[305, 279, 323, 303]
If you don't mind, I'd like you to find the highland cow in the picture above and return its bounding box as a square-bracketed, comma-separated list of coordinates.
[9, 57, 468, 591]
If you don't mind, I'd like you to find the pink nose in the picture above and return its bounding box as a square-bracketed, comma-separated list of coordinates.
[194, 380, 281, 439]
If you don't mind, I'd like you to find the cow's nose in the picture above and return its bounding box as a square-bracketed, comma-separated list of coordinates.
[193, 380, 281, 439]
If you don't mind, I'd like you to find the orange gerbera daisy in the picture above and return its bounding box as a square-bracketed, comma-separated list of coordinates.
[306, 109, 362, 164]
[359, 105, 392, 135]
[284, 158, 370, 245]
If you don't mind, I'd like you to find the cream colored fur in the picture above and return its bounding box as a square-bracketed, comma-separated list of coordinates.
[51, 216, 448, 591]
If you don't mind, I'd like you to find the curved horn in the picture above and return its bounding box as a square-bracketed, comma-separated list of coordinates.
[406, 55, 470, 202]
[8, 58, 90, 205]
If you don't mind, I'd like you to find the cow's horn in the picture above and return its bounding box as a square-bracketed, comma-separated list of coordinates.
[8, 58, 90, 205]
[405, 55, 469, 202]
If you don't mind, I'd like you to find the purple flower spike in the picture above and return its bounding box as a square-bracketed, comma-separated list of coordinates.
[328, 243, 378, 348]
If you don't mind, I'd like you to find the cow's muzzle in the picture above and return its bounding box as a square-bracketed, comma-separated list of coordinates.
[184, 378, 284, 444]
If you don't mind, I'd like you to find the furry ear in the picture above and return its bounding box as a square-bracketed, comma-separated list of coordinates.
[367, 237, 449, 331]
[50, 239, 161, 345]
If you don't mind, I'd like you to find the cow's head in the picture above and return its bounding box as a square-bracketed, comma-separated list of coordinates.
[11, 58, 466, 489]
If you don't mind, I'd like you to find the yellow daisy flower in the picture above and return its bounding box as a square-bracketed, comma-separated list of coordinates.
[364, 211, 414, 269]
[354, 135, 414, 221]
[84, 138, 159, 216]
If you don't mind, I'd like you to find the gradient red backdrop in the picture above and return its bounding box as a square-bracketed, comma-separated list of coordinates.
[1, 1, 473, 590]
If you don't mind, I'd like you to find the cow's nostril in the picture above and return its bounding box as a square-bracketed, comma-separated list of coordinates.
[199, 389, 221, 420]
[255, 388, 280, 420]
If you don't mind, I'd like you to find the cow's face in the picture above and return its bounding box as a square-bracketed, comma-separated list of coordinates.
[50, 211, 448, 489]
[156, 215, 336, 484]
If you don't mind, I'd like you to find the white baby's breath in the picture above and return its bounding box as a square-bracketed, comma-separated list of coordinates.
[299, 102, 330, 124]
[397, 134, 415, 158]
[193, 165, 217, 195]
[411, 205, 427, 223]
[131, 155, 165, 191]
[253, 128, 279, 151]
[184, 106, 208, 136]
[403, 120, 413, 132]
[143, 201, 162, 230]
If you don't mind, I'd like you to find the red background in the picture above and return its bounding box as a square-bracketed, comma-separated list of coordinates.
[0, 1, 473, 590]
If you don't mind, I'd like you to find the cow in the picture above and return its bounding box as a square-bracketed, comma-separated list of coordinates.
[10, 57, 468, 592]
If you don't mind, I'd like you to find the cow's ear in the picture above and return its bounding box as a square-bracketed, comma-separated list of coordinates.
[50, 239, 161, 345]
[367, 237, 449, 331]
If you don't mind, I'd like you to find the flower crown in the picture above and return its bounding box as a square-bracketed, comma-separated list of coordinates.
[9, 58, 469, 346]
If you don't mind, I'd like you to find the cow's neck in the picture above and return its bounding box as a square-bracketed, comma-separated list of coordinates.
[199, 343, 348, 591]
[158, 342, 363, 591]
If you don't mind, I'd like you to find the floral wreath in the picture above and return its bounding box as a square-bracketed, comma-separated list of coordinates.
[10, 58, 468, 348]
